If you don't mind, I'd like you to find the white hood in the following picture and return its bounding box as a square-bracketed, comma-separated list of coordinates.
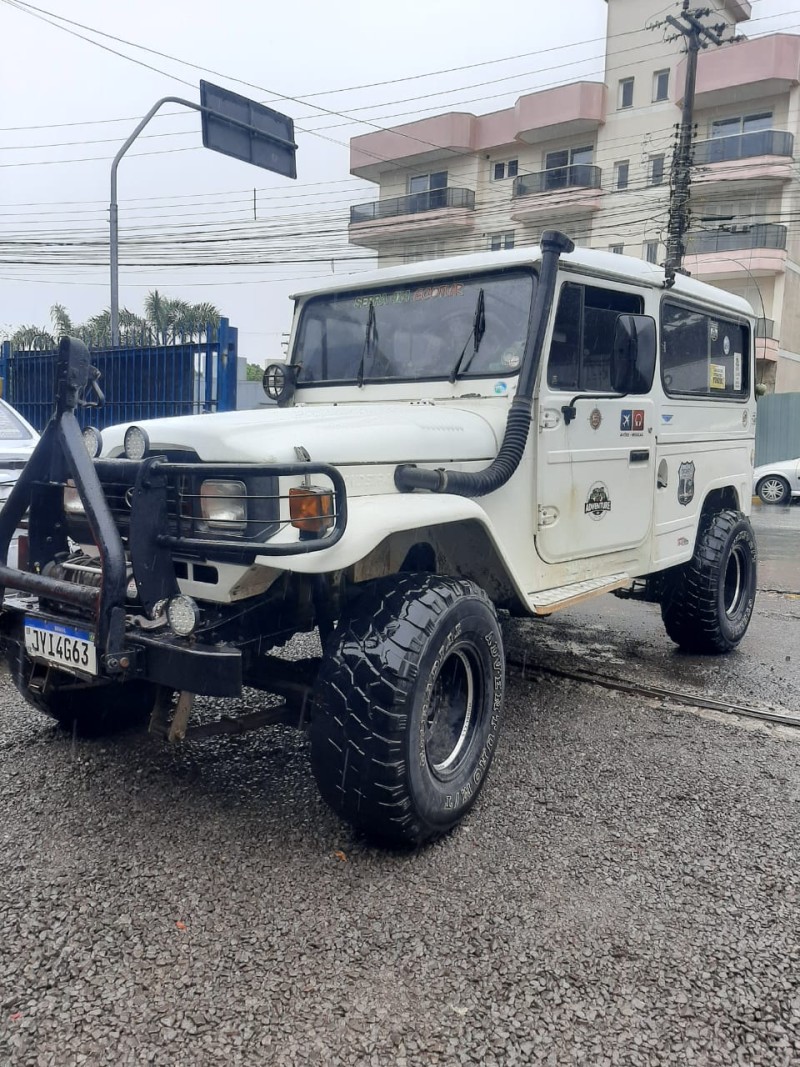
[101, 403, 501, 465]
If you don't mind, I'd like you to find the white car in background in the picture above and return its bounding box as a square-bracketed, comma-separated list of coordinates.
[753, 456, 800, 505]
[0, 398, 39, 566]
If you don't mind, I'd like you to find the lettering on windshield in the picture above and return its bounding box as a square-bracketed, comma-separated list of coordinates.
[352, 283, 464, 309]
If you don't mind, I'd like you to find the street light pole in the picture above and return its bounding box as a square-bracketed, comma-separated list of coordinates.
[109, 87, 297, 346]
[109, 96, 200, 347]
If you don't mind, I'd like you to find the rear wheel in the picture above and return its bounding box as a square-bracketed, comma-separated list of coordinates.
[8, 647, 159, 737]
[661, 509, 757, 654]
[310, 573, 504, 847]
[757, 475, 790, 505]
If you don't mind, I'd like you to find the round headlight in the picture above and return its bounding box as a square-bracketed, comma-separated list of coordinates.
[82, 425, 103, 458]
[167, 595, 200, 637]
[262, 363, 295, 405]
[124, 425, 150, 461]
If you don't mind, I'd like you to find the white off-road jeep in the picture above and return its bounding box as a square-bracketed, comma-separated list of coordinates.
[0, 232, 757, 846]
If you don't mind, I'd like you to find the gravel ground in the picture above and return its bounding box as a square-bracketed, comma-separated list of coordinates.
[1, 586, 799, 1066]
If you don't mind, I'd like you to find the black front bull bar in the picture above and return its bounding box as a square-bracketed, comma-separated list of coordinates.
[0, 337, 347, 696]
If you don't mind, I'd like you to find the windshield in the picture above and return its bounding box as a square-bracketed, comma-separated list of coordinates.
[294, 268, 535, 384]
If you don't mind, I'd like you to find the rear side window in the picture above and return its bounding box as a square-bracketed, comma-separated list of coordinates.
[661, 302, 749, 398]
[547, 282, 643, 391]
[0, 402, 33, 441]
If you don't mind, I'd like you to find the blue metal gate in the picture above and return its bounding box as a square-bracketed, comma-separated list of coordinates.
[0, 319, 238, 432]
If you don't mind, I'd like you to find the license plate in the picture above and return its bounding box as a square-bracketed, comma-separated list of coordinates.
[24, 618, 98, 676]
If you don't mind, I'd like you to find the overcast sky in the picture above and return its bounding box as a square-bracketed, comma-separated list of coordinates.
[1, 0, 799, 360]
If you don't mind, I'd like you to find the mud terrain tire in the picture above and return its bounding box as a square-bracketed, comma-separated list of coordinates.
[661, 509, 757, 654]
[310, 574, 504, 847]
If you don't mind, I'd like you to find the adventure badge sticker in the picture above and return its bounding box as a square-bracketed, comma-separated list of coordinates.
[677, 460, 695, 506]
[585, 481, 612, 520]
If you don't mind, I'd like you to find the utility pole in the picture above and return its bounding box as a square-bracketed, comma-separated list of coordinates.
[662, 2, 729, 284]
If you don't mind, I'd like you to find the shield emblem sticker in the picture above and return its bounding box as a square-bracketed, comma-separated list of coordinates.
[677, 460, 695, 506]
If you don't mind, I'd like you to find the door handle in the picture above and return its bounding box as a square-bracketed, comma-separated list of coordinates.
[629, 449, 650, 463]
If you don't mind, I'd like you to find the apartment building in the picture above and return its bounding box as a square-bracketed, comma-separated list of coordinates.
[347, 0, 800, 392]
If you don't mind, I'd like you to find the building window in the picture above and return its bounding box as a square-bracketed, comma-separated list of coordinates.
[711, 112, 772, 138]
[489, 232, 515, 251]
[649, 154, 665, 186]
[618, 77, 634, 109]
[408, 171, 448, 211]
[544, 146, 593, 190]
[492, 159, 519, 181]
[644, 240, 659, 264]
[609, 243, 624, 255]
[402, 240, 446, 264]
[614, 161, 629, 190]
[653, 70, 670, 102]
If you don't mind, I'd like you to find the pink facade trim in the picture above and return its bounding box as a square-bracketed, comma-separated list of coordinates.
[676, 35, 800, 107]
[510, 187, 604, 223]
[685, 248, 787, 279]
[693, 157, 794, 187]
[350, 82, 606, 180]
[348, 208, 476, 248]
[756, 338, 779, 362]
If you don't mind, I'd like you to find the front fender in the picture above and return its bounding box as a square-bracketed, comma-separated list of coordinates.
[254, 494, 496, 574]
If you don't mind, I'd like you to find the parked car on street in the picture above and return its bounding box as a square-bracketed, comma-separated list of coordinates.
[0, 398, 38, 567]
[753, 456, 800, 504]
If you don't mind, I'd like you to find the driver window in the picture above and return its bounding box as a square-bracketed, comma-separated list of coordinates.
[547, 283, 643, 391]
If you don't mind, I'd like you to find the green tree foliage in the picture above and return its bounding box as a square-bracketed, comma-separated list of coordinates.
[9, 294, 222, 351]
[246, 362, 264, 381]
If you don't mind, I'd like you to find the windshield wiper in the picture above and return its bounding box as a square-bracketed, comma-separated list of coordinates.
[356, 300, 377, 388]
[449, 288, 485, 383]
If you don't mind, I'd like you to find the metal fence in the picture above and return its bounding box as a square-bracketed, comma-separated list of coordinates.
[755, 392, 800, 466]
[513, 165, 602, 197]
[350, 187, 475, 224]
[694, 129, 794, 166]
[0, 319, 238, 432]
[686, 224, 787, 255]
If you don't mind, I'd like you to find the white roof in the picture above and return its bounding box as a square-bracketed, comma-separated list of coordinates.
[291, 242, 755, 318]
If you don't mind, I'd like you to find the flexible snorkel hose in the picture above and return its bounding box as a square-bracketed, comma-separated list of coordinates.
[393, 229, 575, 498]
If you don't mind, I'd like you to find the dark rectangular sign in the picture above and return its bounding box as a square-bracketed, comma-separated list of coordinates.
[200, 80, 297, 178]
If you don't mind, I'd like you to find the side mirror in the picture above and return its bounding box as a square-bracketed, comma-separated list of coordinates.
[611, 314, 657, 394]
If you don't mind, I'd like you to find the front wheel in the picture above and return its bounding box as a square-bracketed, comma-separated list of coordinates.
[757, 475, 790, 505]
[661, 509, 757, 654]
[310, 574, 505, 847]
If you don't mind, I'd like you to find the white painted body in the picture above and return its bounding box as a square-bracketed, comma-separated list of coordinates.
[0, 399, 39, 569]
[100, 246, 757, 614]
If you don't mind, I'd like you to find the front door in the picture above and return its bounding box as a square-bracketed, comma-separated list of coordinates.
[535, 280, 656, 564]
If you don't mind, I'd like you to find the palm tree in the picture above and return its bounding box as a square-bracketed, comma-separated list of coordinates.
[144, 290, 172, 344]
[11, 293, 223, 351]
[10, 325, 55, 351]
[50, 304, 74, 339]
[119, 308, 149, 346]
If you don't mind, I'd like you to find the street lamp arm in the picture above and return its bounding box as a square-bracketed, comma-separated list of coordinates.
[109, 96, 198, 347]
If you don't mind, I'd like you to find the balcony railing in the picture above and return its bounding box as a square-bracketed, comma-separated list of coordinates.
[694, 130, 794, 166]
[755, 317, 775, 339]
[350, 187, 475, 224]
[513, 164, 601, 197]
[685, 223, 787, 255]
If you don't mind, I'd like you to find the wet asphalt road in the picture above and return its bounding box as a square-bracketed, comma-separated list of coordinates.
[1, 506, 799, 1066]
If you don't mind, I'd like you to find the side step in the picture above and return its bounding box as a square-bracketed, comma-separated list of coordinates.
[528, 572, 630, 616]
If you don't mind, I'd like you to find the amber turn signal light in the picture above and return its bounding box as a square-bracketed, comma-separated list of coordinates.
[289, 486, 334, 534]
